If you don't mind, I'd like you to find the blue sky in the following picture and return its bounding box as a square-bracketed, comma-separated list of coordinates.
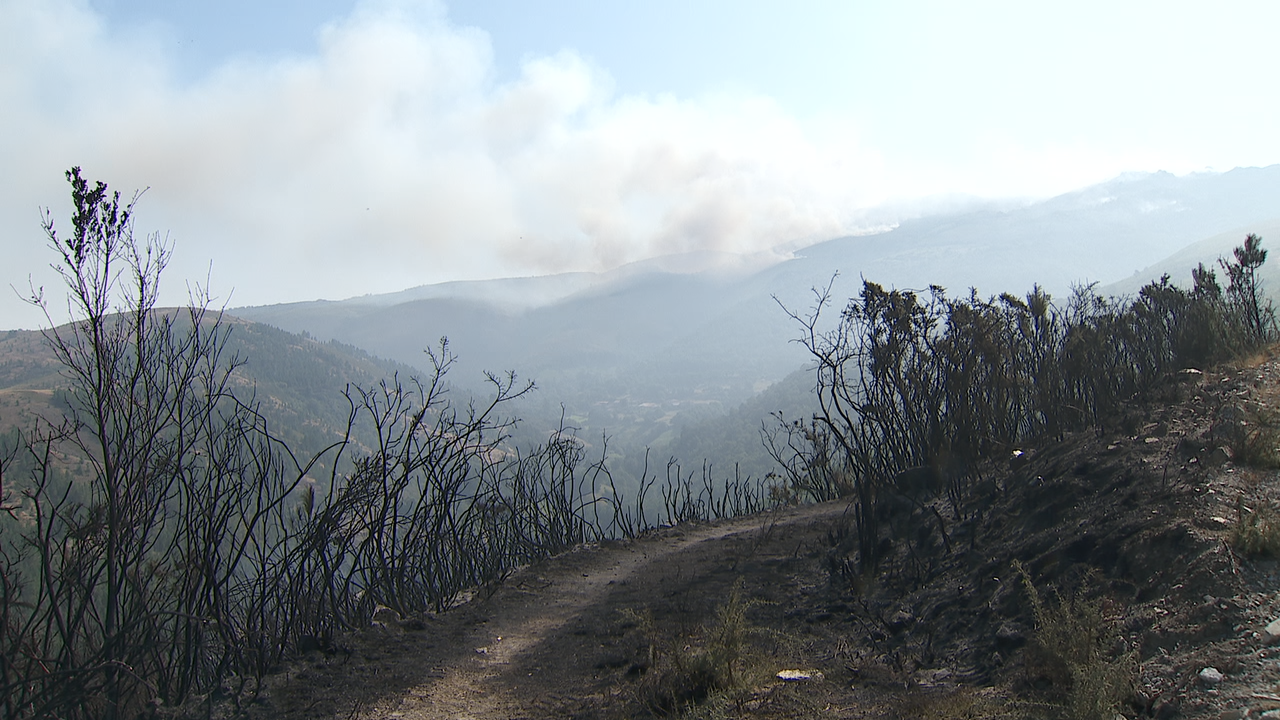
[3, 0, 1279, 328]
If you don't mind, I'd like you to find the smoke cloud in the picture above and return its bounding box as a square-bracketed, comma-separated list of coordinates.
[0, 0, 891, 326]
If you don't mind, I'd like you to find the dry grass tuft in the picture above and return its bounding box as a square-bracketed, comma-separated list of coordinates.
[896, 688, 1017, 720]
[631, 580, 757, 717]
[1232, 496, 1280, 558]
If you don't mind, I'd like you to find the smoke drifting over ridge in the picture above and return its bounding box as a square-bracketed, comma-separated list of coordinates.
[0, 0, 887, 325]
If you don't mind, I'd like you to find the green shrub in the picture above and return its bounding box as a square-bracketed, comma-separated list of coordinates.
[1015, 562, 1136, 720]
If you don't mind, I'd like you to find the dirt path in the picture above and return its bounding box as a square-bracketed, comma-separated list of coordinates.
[377, 515, 793, 720]
[254, 499, 859, 720]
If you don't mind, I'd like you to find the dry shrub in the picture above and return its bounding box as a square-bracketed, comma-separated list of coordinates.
[1233, 407, 1280, 469]
[632, 581, 755, 717]
[1232, 344, 1277, 370]
[1232, 496, 1280, 558]
[1234, 429, 1280, 468]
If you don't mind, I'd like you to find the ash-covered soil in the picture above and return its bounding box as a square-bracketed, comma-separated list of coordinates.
[194, 350, 1280, 719]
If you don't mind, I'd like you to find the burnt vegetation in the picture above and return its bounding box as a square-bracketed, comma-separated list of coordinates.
[768, 233, 1275, 577]
[0, 168, 1277, 719]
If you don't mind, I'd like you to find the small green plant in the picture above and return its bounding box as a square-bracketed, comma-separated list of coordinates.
[1015, 561, 1136, 720]
[632, 580, 756, 717]
[1231, 496, 1280, 557]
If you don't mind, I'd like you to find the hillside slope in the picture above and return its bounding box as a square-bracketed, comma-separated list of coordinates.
[215, 349, 1280, 720]
[1102, 218, 1280, 298]
[0, 316, 419, 458]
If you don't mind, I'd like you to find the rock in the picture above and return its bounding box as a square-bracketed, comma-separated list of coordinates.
[1009, 449, 1029, 471]
[1263, 617, 1280, 644]
[371, 605, 401, 627]
[1259, 710, 1280, 720]
[1206, 446, 1233, 466]
[1178, 437, 1207, 458]
[1198, 666, 1224, 685]
[888, 609, 915, 632]
[1212, 405, 1249, 450]
[1153, 697, 1181, 719]
[297, 635, 324, 654]
[995, 621, 1026, 648]
[913, 667, 953, 688]
[777, 669, 823, 682]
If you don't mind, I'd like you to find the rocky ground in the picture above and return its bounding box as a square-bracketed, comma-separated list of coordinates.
[188, 349, 1280, 719]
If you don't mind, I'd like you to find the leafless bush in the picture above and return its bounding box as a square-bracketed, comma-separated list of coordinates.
[274, 353, 617, 641]
[657, 459, 780, 526]
[597, 449, 781, 534]
[0, 168, 321, 718]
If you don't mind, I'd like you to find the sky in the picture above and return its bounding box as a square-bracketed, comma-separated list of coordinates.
[3, 0, 1280, 329]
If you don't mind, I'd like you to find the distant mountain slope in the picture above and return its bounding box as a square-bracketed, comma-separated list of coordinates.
[773, 165, 1280, 301]
[1101, 218, 1280, 298]
[0, 316, 418, 457]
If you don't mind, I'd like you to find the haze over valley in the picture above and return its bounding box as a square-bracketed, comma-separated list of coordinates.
[7, 1, 1280, 331]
